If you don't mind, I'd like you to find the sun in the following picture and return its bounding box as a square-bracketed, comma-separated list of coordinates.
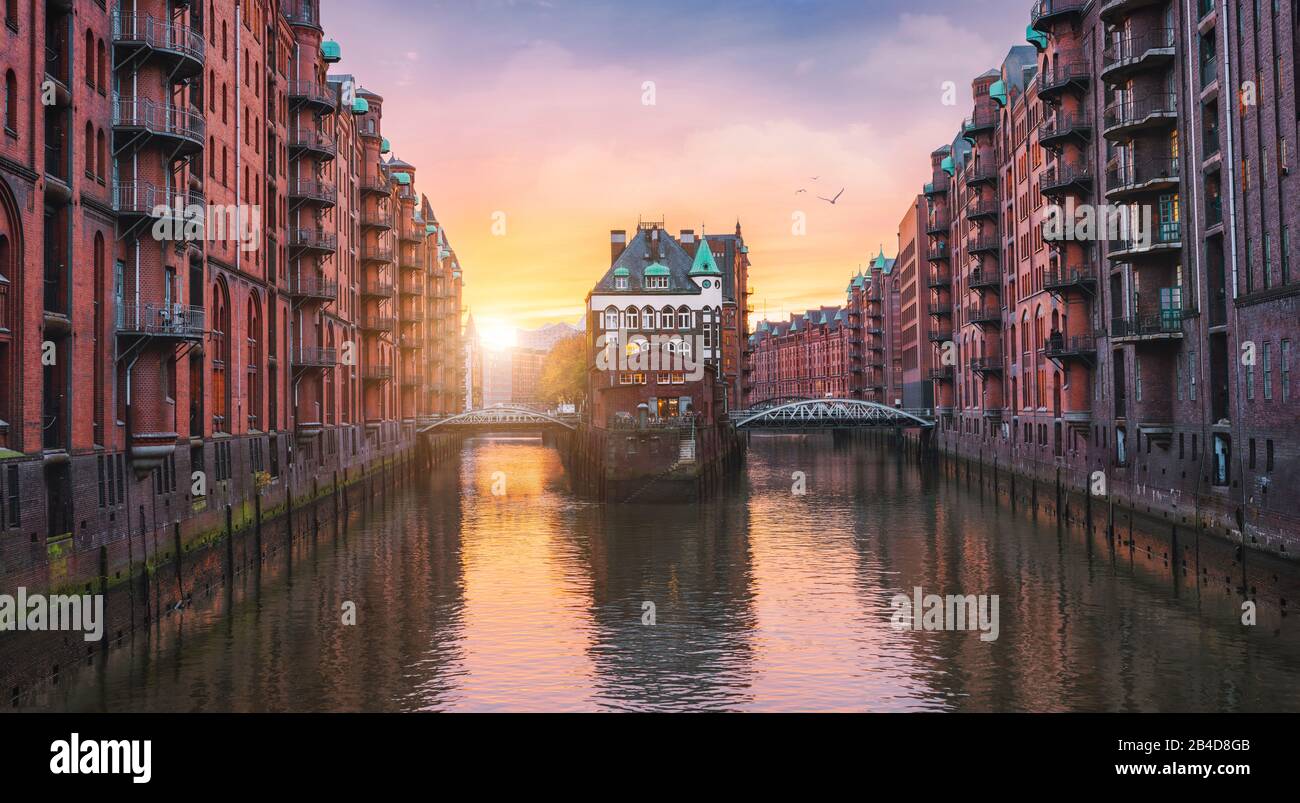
[479, 318, 517, 352]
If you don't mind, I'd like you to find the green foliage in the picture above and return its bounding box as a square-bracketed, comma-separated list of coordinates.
[538, 334, 588, 408]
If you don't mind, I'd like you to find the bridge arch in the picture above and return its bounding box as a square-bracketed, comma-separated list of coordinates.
[418, 405, 578, 432]
[733, 398, 933, 429]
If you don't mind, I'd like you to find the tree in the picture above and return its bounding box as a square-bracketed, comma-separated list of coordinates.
[538, 333, 588, 408]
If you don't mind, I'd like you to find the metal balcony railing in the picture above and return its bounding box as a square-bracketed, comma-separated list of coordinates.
[115, 301, 205, 339]
[113, 97, 204, 146]
[112, 13, 205, 68]
[292, 347, 337, 368]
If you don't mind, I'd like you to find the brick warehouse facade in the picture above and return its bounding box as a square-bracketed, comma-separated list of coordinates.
[0, 0, 465, 596]
[744, 0, 1300, 556]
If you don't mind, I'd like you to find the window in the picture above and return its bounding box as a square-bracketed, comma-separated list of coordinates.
[646, 275, 669, 289]
[4, 70, 17, 132]
[603, 307, 618, 330]
[677, 307, 691, 329]
[1263, 342, 1273, 400]
[614, 276, 628, 290]
[1246, 354, 1255, 400]
[625, 307, 638, 329]
[1282, 340, 1292, 402]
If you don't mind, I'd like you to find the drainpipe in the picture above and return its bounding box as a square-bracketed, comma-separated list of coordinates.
[1218, 0, 1249, 538]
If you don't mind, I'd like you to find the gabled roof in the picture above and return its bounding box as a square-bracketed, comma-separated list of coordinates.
[591, 228, 702, 295]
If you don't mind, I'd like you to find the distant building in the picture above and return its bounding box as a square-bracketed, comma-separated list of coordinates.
[463, 313, 484, 410]
[483, 350, 513, 407]
[510, 348, 548, 406]
[517, 322, 580, 352]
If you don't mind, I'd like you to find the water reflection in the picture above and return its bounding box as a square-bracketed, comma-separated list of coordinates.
[33, 433, 1300, 712]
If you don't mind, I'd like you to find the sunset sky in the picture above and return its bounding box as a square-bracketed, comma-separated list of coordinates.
[330, 0, 1031, 334]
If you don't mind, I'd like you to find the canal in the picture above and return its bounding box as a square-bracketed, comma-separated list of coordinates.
[31, 434, 1300, 712]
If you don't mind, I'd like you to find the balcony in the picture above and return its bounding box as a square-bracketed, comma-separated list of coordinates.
[1044, 334, 1099, 363]
[288, 227, 337, 254]
[112, 13, 205, 78]
[361, 278, 395, 298]
[970, 356, 1004, 376]
[924, 176, 950, 197]
[1106, 222, 1182, 259]
[967, 235, 1001, 257]
[968, 268, 1001, 291]
[926, 214, 950, 235]
[929, 303, 953, 317]
[926, 241, 951, 262]
[288, 128, 337, 160]
[289, 178, 337, 207]
[1101, 0, 1172, 25]
[927, 328, 952, 343]
[1030, 0, 1091, 33]
[401, 276, 424, 296]
[1037, 61, 1090, 100]
[400, 251, 425, 272]
[399, 225, 424, 244]
[1111, 310, 1186, 342]
[1105, 157, 1180, 201]
[927, 270, 952, 289]
[360, 207, 393, 230]
[360, 175, 390, 196]
[966, 164, 998, 186]
[361, 241, 394, 263]
[115, 302, 205, 340]
[287, 80, 337, 112]
[1103, 93, 1177, 140]
[1101, 29, 1176, 81]
[289, 274, 339, 302]
[1040, 160, 1093, 196]
[112, 97, 204, 155]
[360, 314, 397, 333]
[1037, 111, 1092, 148]
[362, 364, 394, 382]
[966, 198, 999, 221]
[399, 333, 423, 349]
[968, 306, 1003, 328]
[292, 347, 338, 369]
[1043, 265, 1097, 295]
[113, 182, 202, 220]
[928, 366, 955, 382]
[961, 110, 997, 139]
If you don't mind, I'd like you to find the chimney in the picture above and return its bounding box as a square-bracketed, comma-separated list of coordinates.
[679, 229, 696, 256]
[610, 230, 626, 265]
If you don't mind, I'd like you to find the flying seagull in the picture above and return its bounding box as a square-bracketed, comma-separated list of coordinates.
[795, 188, 807, 194]
[818, 188, 845, 205]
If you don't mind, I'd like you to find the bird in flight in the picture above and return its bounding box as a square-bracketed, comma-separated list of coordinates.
[795, 188, 807, 194]
[818, 188, 845, 204]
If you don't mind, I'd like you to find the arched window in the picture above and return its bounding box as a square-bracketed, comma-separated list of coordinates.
[661, 306, 674, 330]
[84, 29, 94, 87]
[92, 233, 105, 442]
[642, 305, 655, 329]
[83, 122, 94, 178]
[625, 306, 638, 329]
[677, 306, 690, 329]
[96, 39, 105, 90]
[603, 306, 618, 330]
[211, 280, 231, 431]
[246, 295, 262, 430]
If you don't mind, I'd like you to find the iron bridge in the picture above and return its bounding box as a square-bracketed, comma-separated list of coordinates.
[732, 398, 934, 429]
[418, 406, 578, 432]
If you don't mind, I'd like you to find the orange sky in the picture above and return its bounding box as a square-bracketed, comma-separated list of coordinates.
[329, 0, 1030, 332]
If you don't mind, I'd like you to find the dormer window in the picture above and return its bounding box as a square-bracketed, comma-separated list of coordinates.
[646, 275, 669, 289]
[615, 276, 629, 289]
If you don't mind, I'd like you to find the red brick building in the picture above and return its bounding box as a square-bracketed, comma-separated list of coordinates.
[0, 0, 463, 593]
[916, 0, 1300, 554]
